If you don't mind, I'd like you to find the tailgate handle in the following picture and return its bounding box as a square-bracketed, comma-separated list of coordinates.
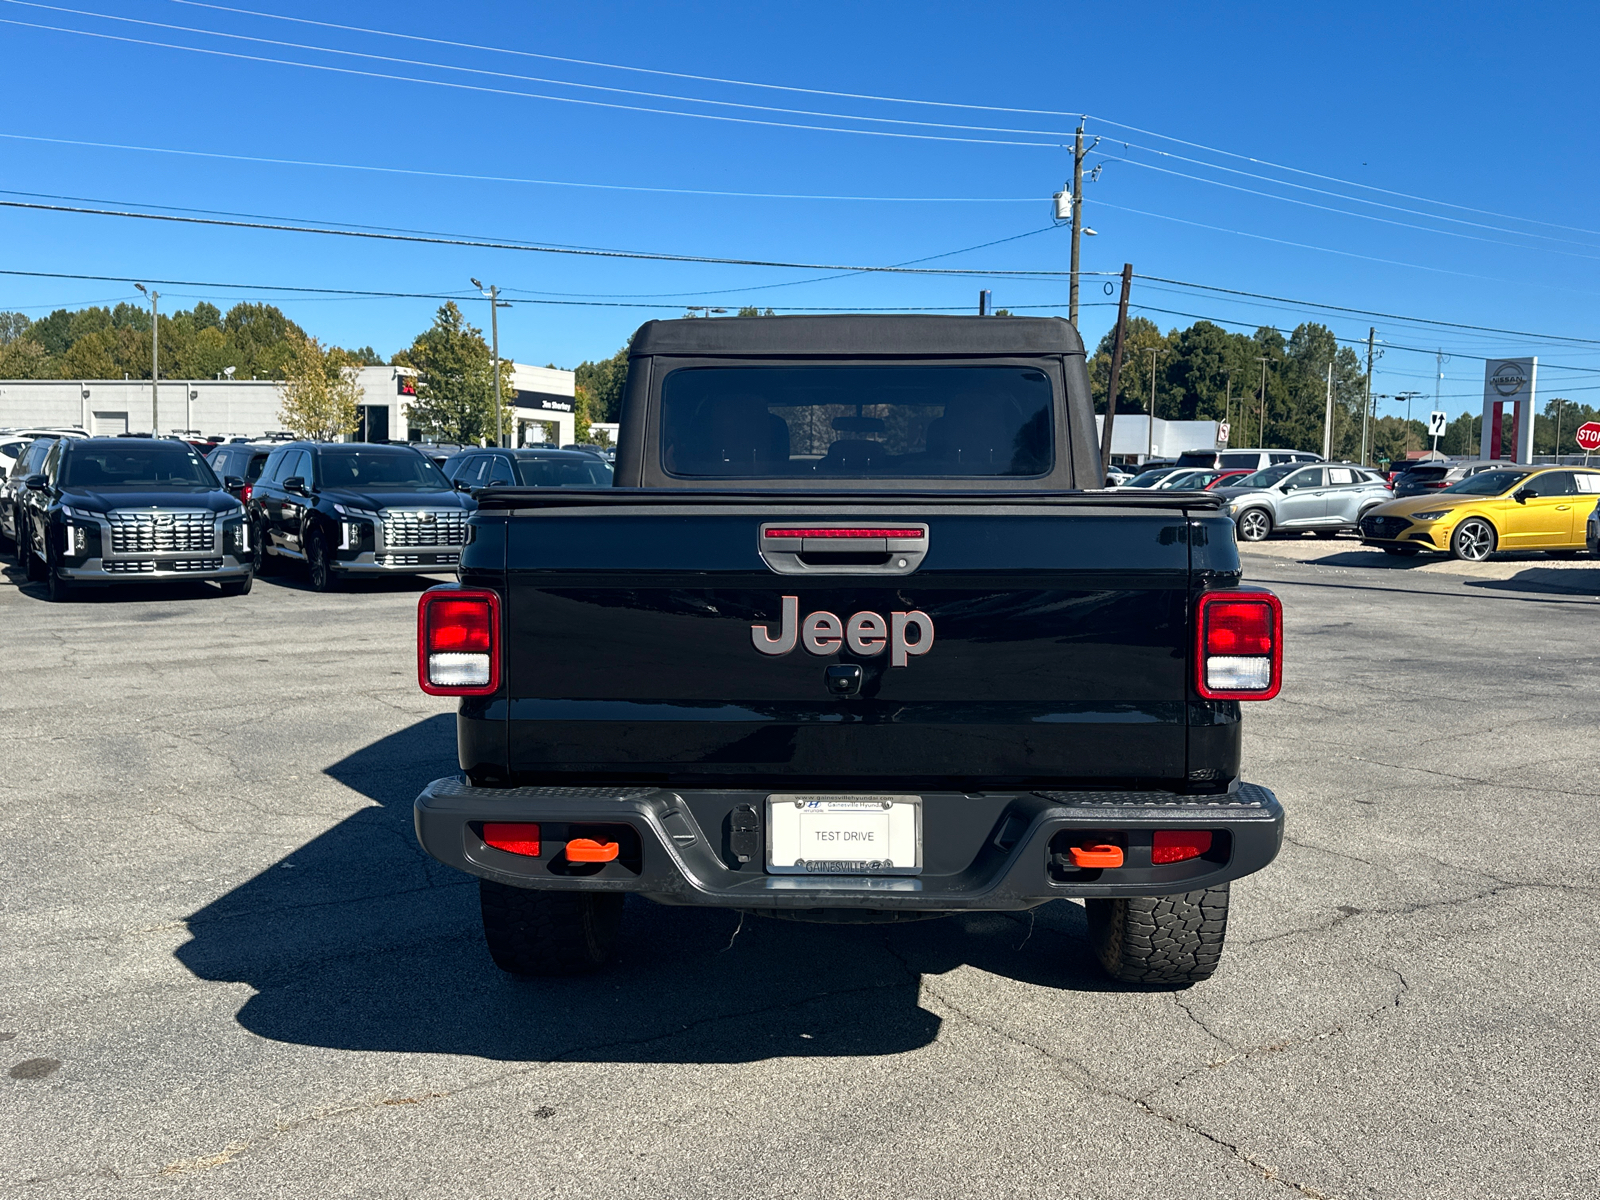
[759, 523, 929, 575]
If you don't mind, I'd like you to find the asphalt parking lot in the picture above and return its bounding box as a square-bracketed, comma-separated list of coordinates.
[5, 536, 1598, 1200]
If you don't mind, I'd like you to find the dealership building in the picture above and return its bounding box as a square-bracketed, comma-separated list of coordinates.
[0, 363, 577, 446]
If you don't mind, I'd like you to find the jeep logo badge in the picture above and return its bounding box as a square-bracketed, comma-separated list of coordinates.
[752, 595, 934, 667]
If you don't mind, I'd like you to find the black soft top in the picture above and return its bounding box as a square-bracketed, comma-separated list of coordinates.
[629, 314, 1084, 358]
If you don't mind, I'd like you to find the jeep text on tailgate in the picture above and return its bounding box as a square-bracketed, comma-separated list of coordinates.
[412, 315, 1284, 986]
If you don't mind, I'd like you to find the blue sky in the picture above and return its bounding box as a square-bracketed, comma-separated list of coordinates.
[2, 0, 1598, 417]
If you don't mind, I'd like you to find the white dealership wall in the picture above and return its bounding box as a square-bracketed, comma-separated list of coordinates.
[508, 364, 576, 447]
[0, 362, 578, 444]
[1094, 416, 1221, 462]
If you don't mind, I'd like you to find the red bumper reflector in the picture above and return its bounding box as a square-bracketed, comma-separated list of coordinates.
[565, 838, 620, 863]
[1152, 830, 1213, 864]
[1068, 843, 1124, 868]
[763, 528, 924, 540]
[483, 822, 540, 857]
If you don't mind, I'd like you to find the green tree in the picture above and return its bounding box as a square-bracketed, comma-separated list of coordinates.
[574, 344, 630, 424]
[393, 302, 513, 444]
[0, 311, 31, 345]
[275, 335, 363, 441]
[737, 306, 777, 317]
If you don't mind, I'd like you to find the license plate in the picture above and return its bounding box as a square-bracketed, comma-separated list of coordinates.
[766, 795, 922, 875]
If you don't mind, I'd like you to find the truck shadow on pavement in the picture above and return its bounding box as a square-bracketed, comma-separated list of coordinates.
[175, 715, 1118, 1065]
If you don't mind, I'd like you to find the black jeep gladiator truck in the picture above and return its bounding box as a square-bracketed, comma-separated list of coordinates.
[413, 316, 1284, 985]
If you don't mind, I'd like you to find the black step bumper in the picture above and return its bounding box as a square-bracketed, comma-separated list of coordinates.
[414, 778, 1284, 912]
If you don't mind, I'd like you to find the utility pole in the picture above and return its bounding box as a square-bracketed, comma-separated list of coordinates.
[1322, 362, 1334, 460]
[472, 278, 507, 448]
[1069, 120, 1084, 325]
[1145, 346, 1166, 461]
[135, 283, 159, 434]
[1255, 355, 1270, 448]
[1223, 371, 1233, 444]
[1360, 327, 1377, 466]
[1099, 263, 1132, 473]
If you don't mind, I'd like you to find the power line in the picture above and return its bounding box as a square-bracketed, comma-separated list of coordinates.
[0, 196, 1108, 278]
[158, 0, 1600, 240]
[0, 15, 1065, 149]
[0, 132, 1040, 204]
[1097, 153, 1600, 262]
[1136, 274, 1600, 348]
[1101, 138, 1600, 251]
[6, 0, 1084, 142]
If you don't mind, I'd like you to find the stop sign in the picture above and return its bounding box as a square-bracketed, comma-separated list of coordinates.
[1576, 422, 1600, 452]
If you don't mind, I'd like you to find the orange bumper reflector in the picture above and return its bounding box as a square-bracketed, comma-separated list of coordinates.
[565, 838, 620, 863]
[1069, 843, 1124, 868]
[483, 822, 540, 857]
[1152, 830, 1213, 864]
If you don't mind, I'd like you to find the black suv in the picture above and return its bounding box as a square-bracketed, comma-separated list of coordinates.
[14, 437, 252, 601]
[205, 444, 272, 504]
[439, 446, 615, 491]
[249, 441, 470, 591]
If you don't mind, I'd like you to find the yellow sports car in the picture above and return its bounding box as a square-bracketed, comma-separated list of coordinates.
[1357, 464, 1600, 561]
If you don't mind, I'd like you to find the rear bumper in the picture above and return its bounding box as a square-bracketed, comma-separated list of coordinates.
[413, 777, 1284, 911]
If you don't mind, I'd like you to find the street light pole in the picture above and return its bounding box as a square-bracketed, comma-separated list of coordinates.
[1255, 355, 1270, 448]
[1144, 347, 1166, 461]
[1361, 327, 1377, 465]
[135, 283, 159, 434]
[472, 278, 505, 448]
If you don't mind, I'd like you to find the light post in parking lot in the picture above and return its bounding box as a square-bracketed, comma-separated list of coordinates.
[134, 283, 158, 434]
[1396, 391, 1423, 459]
[471, 279, 510, 449]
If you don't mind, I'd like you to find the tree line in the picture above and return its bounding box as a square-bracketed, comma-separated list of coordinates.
[8, 299, 1586, 460]
[0, 299, 517, 444]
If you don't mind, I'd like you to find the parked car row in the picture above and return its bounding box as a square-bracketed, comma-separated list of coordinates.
[0, 436, 619, 600]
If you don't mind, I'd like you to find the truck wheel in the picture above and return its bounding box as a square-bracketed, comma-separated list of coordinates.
[478, 881, 624, 977]
[1451, 518, 1496, 562]
[1235, 509, 1272, 542]
[220, 573, 253, 597]
[1086, 885, 1229, 986]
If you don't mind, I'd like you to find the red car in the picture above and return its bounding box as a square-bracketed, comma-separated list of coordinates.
[1204, 469, 1253, 490]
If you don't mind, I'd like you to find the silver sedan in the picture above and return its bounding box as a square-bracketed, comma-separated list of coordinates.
[1212, 463, 1392, 542]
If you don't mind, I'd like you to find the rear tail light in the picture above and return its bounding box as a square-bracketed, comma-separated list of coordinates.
[1196, 590, 1282, 700]
[1153, 830, 1213, 864]
[418, 586, 501, 695]
[240, 484, 253, 505]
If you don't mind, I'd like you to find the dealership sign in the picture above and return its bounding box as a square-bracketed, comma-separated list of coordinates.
[1480, 357, 1537, 464]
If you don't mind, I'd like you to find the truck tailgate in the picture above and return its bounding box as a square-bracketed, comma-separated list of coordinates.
[484, 495, 1230, 789]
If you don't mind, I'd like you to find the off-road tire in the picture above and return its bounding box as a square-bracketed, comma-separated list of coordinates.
[479, 881, 623, 977]
[1087, 884, 1230, 986]
[220, 574, 253, 597]
[1235, 509, 1272, 542]
[1451, 518, 1497, 562]
[1382, 544, 1421, 557]
[306, 529, 338, 592]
